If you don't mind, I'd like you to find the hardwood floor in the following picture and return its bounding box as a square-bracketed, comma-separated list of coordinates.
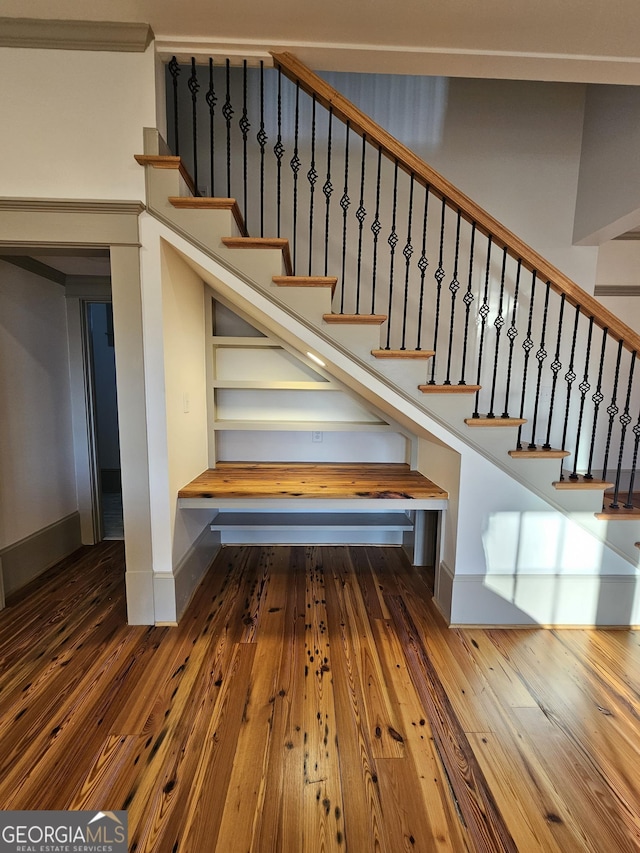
[1, 542, 640, 851]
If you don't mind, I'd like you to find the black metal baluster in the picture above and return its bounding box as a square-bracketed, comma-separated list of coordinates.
[340, 121, 351, 314]
[602, 340, 624, 486]
[206, 58, 216, 197]
[558, 305, 581, 474]
[487, 246, 508, 413]
[429, 197, 447, 384]
[570, 316, 594, 479]
[274, 67, 284, 238]
[517, 271, 538, 449]
[502, 258, 522, 416]
[240, 60, 250, 231]
[257, 61, 267, 237]
[400, 175, 415, 349]
[585, 327, 608, 480]
[459, 222, 476, 384]
[415, 186, 430, 351]
[611, 350, 636, 507]
[307, 95, 318, 275]
[355, 134, 368, 314]
[188, 58, 200, 194]
[290, 81, 301, 274]
[527, 281, 551, 448]
[385, 160, 399, 349]
[323, 108, 333, 278]
[444, 210, 461, 383]
[370, 147, 383, 315]
[625, 403, 640, 507]
[168, 56, 180, 155]
[543, 294, 565, 450]
[223, 59, 234, 199]
[472, 233, 492, 413]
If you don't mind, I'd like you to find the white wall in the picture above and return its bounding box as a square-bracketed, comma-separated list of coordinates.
[0, 261, 77, 547]
[574, 85, 640, 244]
[0, 45, 158, 200]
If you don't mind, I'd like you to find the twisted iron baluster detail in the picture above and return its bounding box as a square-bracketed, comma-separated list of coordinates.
[602, 340, 623, 486]
[240, 60, 251, 231]
[558, 305, 581, 475]
[611, 350, 637, 507]
[274, 67, 284, 238]
[444, 211, 461, 384]
[307, 95, 318, 275]
[400, 175, 415, 350]
[415, 186, 430, 352]
[323, 108, 333, 278]
[430, 197, 447, 384]
[290, 82, 301, 275]
[585, 327, 608, 480]
[188, 58, 200, 194]
[625, 403, 640, 507]
[370, 147, 383, 315]
[168, 56, 180, 155]
[223, 59, 234, 199]
[528, 281, 551, 448]
[339, 121, 351, 314]
[570, 316, 594, 479]
[472, 233, 492, 413]
[517, 271, 538, 449]
[257, 61, 267, 238]
[385, 160, 399, 349]
[487, 246, 508, 414]
[543, 293, 565, 450]
[502, 258, 522, 417]
[206, 58, 216, 197]
[355, 134, 367, 314]
[459, 222, 476, 385]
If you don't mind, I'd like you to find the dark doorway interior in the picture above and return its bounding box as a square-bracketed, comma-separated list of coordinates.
[88, 302, 123, 539]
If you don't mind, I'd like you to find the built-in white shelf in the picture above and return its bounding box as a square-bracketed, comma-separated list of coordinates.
[209, 510, 414, 532]
[211, 420, 395, 431]
[210, 336, 280, 347]
[212, 380, 337, 390]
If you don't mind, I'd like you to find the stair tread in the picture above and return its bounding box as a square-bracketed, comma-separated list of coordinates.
[553, 477, 615, 490]
[169, 196, 247, 235]
[465, 417, 526, 427]
[595, 506, 640, 520]
[135, 153, 196, 195]
[323, 313, 387, 325]
[418, 384, 480, 393]
[509, 446, 570, 459]
[372, 349, 435, 359]
[222, 237, 293, 276]
[273, 276, 337, 294]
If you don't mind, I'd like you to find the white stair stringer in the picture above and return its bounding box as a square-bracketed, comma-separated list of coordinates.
[135, 154, 640, 626]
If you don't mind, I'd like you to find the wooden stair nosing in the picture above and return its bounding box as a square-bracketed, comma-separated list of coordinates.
[372, 349, 435, 359]
[272, 275, 337, 295]
[322, 313, 387, 325]
[595, 507, 640, 520]
[134, 153, 196, 196]
[508, 447, 570, 459]
[418, 384, 481, 394]
[169, 196, 248, 236]
[553, 478, 615, 491]
[465, 417, 526, 427]
[221, 237, 293, 276]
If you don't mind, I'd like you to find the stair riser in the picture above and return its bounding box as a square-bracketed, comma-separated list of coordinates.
[269, 284, 333, 318]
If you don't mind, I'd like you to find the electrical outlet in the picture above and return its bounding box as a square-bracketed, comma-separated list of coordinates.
[312, 431, 323, 443]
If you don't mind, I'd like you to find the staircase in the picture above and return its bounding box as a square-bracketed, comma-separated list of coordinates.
[134, 55, 640, 626]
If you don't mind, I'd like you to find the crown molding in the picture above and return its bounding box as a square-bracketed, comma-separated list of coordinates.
[594, 285, 640, 297]
[0, 18, 153, 52]
[0, 198, 145, 215]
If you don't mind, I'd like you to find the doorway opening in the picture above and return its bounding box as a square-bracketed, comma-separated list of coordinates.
[87, 302, 123, 540]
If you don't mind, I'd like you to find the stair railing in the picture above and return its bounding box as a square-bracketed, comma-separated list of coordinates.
[163, 52, 640, 508]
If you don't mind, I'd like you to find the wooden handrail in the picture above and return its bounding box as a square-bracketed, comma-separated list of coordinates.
[272, 51, 640, 356]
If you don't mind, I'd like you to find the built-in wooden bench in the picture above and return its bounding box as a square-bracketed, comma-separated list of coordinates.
[178, 463, 448, 565]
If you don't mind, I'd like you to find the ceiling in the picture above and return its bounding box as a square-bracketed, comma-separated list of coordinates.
[3, 0, 640, 82]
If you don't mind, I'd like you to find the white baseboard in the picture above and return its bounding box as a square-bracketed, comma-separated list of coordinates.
[0, 512, 81, 599]
[153, 526, 221, 624]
